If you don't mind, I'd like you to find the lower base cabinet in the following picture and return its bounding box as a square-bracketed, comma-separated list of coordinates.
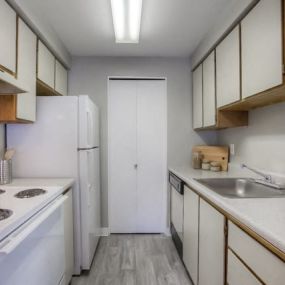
[182, 183, 285, 285]
[227, 249, 262, 285]
[183, 186, 199, 285]
[228, 221, 285, 285]
[183, 188, 225, 285]
[198, 199, 225, 285]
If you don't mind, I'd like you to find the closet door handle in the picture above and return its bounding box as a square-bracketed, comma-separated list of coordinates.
[134, 164, 138, 169]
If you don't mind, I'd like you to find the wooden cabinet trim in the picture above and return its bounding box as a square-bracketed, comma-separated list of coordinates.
[0, 95, 32, 123]
[36, 79, 63, 96]
[183, 185, 285, 263]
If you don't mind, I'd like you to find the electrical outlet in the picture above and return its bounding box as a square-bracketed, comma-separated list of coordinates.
[230, 144, 235, 156]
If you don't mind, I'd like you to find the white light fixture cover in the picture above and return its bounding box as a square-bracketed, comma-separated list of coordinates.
[110, 0, 142, 43]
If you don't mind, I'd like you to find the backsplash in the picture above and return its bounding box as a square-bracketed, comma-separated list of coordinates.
[218, 102, 285, 173]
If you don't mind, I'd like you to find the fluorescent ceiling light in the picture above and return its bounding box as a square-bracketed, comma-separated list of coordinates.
[110, 0, 142, 43]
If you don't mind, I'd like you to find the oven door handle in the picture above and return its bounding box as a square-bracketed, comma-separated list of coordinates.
[0, 196, 67, 255]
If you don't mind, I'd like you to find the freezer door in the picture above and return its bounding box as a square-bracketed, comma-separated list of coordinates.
[78, 95, 99, 149]
[79, 148, 101, 270]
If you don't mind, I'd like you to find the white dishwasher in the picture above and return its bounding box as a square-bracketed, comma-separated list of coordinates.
[169, 172, 184, 258]
[0, 196, 66, 285]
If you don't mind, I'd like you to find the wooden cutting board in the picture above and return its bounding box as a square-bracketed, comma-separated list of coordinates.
[192, 145, 229, 171]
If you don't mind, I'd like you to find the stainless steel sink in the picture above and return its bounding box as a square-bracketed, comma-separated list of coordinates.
[195, 178, 285, 198]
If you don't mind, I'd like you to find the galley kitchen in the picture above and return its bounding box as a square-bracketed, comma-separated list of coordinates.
[0, 0, 285, 284]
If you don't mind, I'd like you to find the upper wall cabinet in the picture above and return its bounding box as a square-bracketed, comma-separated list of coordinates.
[192, 65, 203, 129]
[0, 18, 37, 123]
[55, 60, 68, 96]
[192, 51, 248, 131]
[241, 0, 283, 99]
[219, 0, 285, 111]
[0, 1, 17, 75]
[202, 51, 216, 127]
[16, 19, 37, 122]
[37, 41, 68, 96]
[0, 1, 26, 94]
[193, 0, 285, 130]
[216, 26, 240, 108]
[37, 41, 56, 89]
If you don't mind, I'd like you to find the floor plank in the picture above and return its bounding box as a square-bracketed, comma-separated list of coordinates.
[72, 234, 192, 285]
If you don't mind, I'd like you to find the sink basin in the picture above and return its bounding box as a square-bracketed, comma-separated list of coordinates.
[195, 178, 285, 199]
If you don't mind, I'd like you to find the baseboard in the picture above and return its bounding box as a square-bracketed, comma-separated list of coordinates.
[101, 227, 110, 236]
[164, 227, 171, 236]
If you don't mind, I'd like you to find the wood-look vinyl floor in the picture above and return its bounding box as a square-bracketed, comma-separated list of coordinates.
[72, 234, 193, 285]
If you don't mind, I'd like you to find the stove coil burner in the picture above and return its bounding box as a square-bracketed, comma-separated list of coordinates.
[0, 189, 5, 194]
[15, 188, 47, 199]
[0, 209, 13, 221]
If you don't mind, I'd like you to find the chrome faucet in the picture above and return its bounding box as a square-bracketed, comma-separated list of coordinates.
[241, 164, 285, 189]
[241, 164, 273, 183]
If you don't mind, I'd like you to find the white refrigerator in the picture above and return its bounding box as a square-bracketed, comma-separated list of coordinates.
[7, 95, 101, 275]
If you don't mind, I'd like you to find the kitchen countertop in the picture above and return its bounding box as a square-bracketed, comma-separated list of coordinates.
[0, 178, 74, 241]
[169, 164, 285, 256]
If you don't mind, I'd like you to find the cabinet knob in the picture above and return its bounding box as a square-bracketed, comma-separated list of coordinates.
[134, 164, 138, 169]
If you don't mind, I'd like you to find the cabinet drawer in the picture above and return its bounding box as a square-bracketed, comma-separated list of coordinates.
[228, 222, 285, 285]
[227, 249, 262, 285]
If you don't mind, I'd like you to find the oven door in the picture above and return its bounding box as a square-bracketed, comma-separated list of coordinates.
[0, 196, 66, 285]
[169, 173, 184, 258]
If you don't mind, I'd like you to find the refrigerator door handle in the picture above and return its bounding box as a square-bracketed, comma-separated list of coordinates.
[86, 110, 94, 147]
[86, 149, 92, 208]
[87, 183, 92, 207]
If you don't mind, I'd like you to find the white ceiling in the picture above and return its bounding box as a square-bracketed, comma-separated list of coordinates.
[17, 0, 238, 57]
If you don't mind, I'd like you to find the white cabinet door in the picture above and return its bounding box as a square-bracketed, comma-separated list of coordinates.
[193, 65, 203, 129]
[227, 250, 262, 285]
[228, 222, 285, 285]
[37, 41, 55, 88]
[203, 51, 216, 127]
[16, 19, 37, 121]
[55, 60, 68, 96]
[199, 199, 225, 285]
[63, 189, 74, 285]
[109, 80, 138, 233]
[183, 186, 199, 285]
[0, 1, 17, 75]
[137, 80, 167, 233]
[216, 26, 240, 108]
[241, 0, 282, 99]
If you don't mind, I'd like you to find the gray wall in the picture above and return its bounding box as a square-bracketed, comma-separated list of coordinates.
[69, 56, 217, 227]
[218, 102, 285, 173]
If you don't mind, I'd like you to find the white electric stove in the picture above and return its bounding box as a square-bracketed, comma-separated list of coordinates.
[0, 179, 74, 285]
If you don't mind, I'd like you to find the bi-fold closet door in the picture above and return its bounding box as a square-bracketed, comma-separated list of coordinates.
[108, 79, 167, 233]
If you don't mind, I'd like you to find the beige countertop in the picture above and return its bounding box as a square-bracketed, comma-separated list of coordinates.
[169, 164, 285, 256]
